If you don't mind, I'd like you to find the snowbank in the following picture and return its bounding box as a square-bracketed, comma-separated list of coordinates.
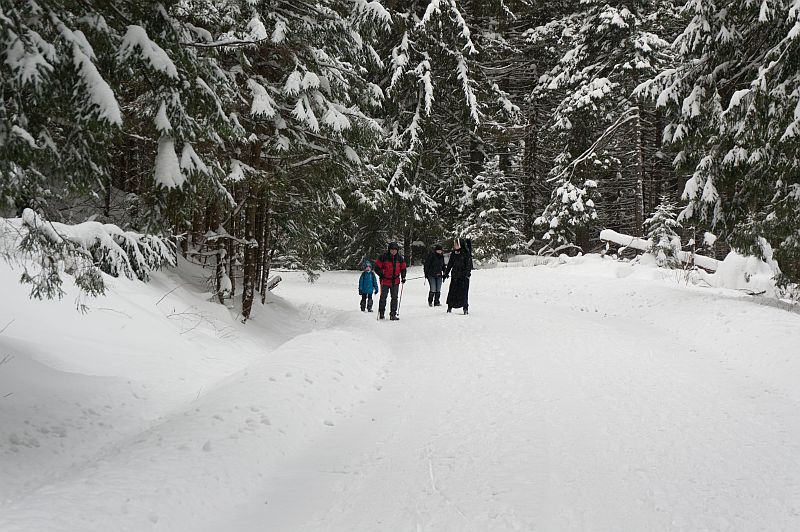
[698, 249, 781, 297]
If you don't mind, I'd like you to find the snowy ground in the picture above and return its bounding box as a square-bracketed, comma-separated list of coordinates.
[1, 255, 799, 531]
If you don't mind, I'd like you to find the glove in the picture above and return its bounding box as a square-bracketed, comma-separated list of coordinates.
[443, 275, 448, 280]
[401, 277, 406, 284]
[374, 289, 378, 295]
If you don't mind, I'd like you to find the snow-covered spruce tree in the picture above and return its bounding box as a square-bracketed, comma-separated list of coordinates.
[645, 196, 681, 268]
[457, 155, 523, 262]
[0, 2, 231, 221]
[534, 173, 598, 253]
[108, 3, 236, 236]
[1, 2, 122, 216]
[529, 0, 677, 245]
[0, 1, 231, 298]
[637, 0, 800, 284]
[180, 0, 387, 318]
[365, 0, 521, 262]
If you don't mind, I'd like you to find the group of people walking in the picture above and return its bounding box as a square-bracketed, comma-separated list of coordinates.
[358, 239, 473, 320]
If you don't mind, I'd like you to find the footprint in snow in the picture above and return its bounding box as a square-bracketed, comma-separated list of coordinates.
[323, 420, 334, 427]
[202, 440, 212, 452]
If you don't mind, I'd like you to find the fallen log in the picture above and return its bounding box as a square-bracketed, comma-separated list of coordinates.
[266, 275, 282, 291]
[599, 229, 718, 272]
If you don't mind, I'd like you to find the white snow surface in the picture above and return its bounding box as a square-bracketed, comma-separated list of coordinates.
[1, 255, 799, 531]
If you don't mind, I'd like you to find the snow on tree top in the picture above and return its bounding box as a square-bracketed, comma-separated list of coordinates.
[284, 71, 302, 96]
[354, 0, 393, 27]
[301, 71, 320, 90]
[247, 79, 276, 118]
[118, 25, 179, 79]
[154, 137, 185, 188]
[272, 20, 287, 44]
[4, 31, 55, 85]
[72, 42, 123, 125]
[322, 106, 351, 132]
[155, 101, 172, 133]
[247, 14, 268, 41]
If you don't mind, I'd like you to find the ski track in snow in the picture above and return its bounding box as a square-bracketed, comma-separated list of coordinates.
[1, 258, 799, 531]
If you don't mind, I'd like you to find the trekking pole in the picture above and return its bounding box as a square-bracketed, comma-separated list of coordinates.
[404, 275, 425, 281]
[397, 282, 404, 317]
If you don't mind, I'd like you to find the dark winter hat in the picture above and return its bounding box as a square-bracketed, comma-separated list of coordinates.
[388, 241, 400, 250]
[434, 244, 443, 251]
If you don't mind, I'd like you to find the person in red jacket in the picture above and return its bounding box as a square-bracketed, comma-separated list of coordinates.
[374, 241, 407, 320]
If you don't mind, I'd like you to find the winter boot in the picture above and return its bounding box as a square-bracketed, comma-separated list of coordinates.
[463, 309, 469, 315]
[390, 314, 399, 321]
[428, 292, 434, 307]
[433, 292, 441, 306]
[446, 306, 452, 313]
[379, 312, 385, 320]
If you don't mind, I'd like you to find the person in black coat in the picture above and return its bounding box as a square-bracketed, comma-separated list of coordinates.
[443, 238, 473, 314]
[423, 244, 446, 306]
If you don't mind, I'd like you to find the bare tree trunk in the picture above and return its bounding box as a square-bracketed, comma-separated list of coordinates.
[634, 105, 645, 236]
[228, 183, 237, 300]
[103, 175, 112, 218]
[260, 193, 273, 305]
[241, 182, 259, 321]
[254, 190, 266, 294]
[521, 109, 539, 242]
[215, 247, 226, 305]
[469, 137, 484, 178]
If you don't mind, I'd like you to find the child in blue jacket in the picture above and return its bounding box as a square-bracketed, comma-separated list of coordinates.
[358, 262, 379, 312]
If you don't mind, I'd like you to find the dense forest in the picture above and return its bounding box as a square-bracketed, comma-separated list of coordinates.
[3, 0, 799, 317]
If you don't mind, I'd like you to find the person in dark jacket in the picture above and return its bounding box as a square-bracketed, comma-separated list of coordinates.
[374, 241, 407, 320]
[358, 262, 379, 312]
[444, 238, 473, 315]
[423, 244, 446, 307]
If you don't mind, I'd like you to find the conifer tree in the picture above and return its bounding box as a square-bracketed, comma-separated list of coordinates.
[458, 156, 523, 262]
[637, 0, 800, 284]
[645, 196, 681, 268]
[530, 0, 677, 246]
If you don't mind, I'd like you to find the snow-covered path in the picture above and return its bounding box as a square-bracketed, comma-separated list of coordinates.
[213, 264, 800, 531]
[2, 258, 799, 531]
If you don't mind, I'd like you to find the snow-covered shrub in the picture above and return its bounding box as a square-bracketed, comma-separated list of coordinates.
[645, 197, 682, 268]
[698, 240, 782, 298]
[15, 209, 175, 300]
